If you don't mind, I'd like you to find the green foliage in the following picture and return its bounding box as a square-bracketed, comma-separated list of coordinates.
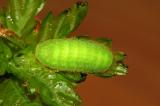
[52, 1, 88, 38]
[96, 37, 112, 48]
[0, 39, 12, 76]
[4, 0, 45, 36]
[38, 1, 88, 41]
[0, 0, 128, 105]
[0, 78, 42, 106]
[38, 12, 55, 42]
[7, 51, 81, 105]
[0, 8, 6, 26]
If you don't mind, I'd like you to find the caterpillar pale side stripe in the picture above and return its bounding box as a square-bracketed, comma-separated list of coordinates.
[35, 38, 113, 73]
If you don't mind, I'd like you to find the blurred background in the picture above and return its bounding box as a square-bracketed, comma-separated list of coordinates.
[0, 0, 160, 106]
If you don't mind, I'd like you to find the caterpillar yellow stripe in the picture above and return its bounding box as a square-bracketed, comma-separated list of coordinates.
[35, 38, 113, 73]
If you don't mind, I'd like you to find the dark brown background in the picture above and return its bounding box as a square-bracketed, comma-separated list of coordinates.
[0, 0, 160, 106]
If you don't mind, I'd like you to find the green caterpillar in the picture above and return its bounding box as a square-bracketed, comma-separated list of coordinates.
[35, 39, 113, 73]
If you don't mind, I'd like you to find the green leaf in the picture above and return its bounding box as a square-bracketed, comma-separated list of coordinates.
[96, 38, 112, 48]
[16, 0, 45, 33]
[38, 12, 55, 42]
[29, 75, 81, 106]
[76, 34, 90, 40]
[0, 78, 42, 106]
[7, 50, 82, 105]
[0, 39, 12, 59]
[0, 8, 7, 26]
[5, 8, 18, 32]
[20, 18, 36, 36]
[26, 74, 81, 106]
[0, 59, 7, 76]
[5, 0, 46, 37]
[59, 72, 87, 83]
[0, 40, 12, 75]
[8, 0, 21, 21]
[52, 1, 88, 38]
[95, 63, 128, 78]
[114, 51, 126, 62]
